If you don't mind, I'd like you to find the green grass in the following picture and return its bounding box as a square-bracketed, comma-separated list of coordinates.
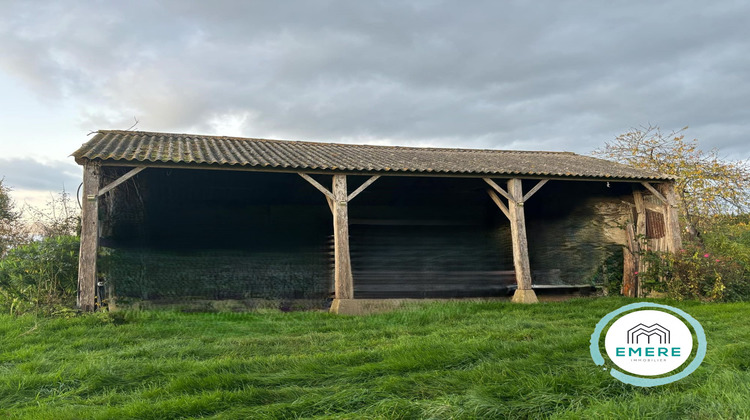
[0, 297, 748, 419]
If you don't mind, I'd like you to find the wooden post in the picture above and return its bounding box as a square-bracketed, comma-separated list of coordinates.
[633, 190, 647, 297]
[621, 222, 640, 298]
[77, 162, 100, 311]
[298, 173, 380, 313]
[507, 178, 538, 303]
[332, 175, 353, 300]
[659, 182, 683, 252]
[622, 245, 637, 298]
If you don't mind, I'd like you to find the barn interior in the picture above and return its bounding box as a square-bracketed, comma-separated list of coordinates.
[98, 166, 629, 307]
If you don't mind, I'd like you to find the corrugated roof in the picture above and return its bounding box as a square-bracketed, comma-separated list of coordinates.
[72, 130, 672, 180]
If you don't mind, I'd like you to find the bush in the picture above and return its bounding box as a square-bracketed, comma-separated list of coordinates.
[640, 242, 750, 302]
[0, 235, 79, 315]
[701, 215, 750, 270]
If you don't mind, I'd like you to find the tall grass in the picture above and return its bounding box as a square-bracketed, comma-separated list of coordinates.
[0, 298, 748, 419]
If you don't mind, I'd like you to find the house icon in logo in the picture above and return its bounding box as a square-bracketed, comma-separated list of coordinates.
[627, 323, 670, 344]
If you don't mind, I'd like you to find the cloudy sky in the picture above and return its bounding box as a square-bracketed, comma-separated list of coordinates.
[1, 0, 748, 207]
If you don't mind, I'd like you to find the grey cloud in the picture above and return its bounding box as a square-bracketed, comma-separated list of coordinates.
[0, 158, 81, 192]
[1, 0, 749, 158]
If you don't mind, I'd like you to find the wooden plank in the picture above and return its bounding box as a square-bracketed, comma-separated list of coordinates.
[633, 190, 647, 242]
[622, 221, 641, 298]
[622, 244, 637, 298]
[643, 200, 664, 213]
[486, 189, 510, 220]
[633, 190, 647, 296]
[77, 162, 100, 311]
[298, 172, 334, 200]
[483, 178, 514, 203]
[347, 175, 380, 201]
[659, 182, 683, 252]
[97, 166, 146, 197]
[332, 175, 354, 299]
[640, 181, 668, 205]
[522, 179, 548, 202]
[507, 179, 535, 297]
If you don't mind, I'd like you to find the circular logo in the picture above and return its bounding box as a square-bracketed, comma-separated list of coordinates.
[590, 303, 707, 387]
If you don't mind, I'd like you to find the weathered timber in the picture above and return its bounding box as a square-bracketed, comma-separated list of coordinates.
[640, 182, 668, 205]
[483, 178, 515, 203]
[97, 166, 146, 197]
[622, 245, 637, 298]
[643, 200, 665, 213]
[78, 162, 100, 311]
[298, 173, 334, 200]
[659, 182, 683, 252]
[486, 189, 511, 220]
[621, 222, 640, 297]
[522, 179, 548, 202]
[507, 178, 537, 303]
[633, 190, 647, 297]
[332, 175, 354, 300]
[326, 196, 334, 214]
[347, 175, 380, 201]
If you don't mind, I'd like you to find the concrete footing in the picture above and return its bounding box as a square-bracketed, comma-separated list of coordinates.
[511, 289, 539, 304]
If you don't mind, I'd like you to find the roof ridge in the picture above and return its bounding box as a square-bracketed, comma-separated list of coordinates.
[96, 130, 578, 156]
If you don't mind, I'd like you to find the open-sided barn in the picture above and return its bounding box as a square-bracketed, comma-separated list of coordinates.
[72, 130, 681, 313]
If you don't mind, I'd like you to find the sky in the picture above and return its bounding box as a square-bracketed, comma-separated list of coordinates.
[1, 0, 749, 209]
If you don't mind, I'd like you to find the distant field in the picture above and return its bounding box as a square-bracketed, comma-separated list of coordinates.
[0, 298, 748, 419]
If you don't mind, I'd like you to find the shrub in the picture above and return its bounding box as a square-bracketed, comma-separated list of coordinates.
[0, 235, 79, 314]
[701, 215, 750, 270]
[640, 242, 750, 302]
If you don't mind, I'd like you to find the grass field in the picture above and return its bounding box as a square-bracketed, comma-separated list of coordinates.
[0, 297, 748, 419]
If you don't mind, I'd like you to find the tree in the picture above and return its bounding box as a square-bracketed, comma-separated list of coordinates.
[593, 125, 750, 234]
[25, 189, 80, 238]
[0, 179, 28, 257]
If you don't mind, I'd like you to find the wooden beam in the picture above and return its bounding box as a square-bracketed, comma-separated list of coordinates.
[507, 178, 537, 303]
[77, 162, 100, 311]
[643, 201, 664, 213]
[97, 166, 146, 197]
[298, 173, 334, 200]
[522, 179, 548, 202]
[640, 182, 668, 205]
[100, 161, 670, 183]
[347, 175, 380, 202]
[332, 175, 354, 300]
[486, 189, 510, 220]
[326, 196, 334, 214]
[483, 178, 514, 203]
[659, 182, 683, 252]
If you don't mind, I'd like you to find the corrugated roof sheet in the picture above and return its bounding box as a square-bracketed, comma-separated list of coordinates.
[72, 130, 672, 180]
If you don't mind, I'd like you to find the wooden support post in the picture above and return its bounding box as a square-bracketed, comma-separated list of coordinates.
[507, 178, 537, 303]
[633, 190, 647, 297]
[77, 162, 100, 311]
[621, 222, 640, 298]
[297, 172, 376, 313]
[659, 182, 683, 252]
[332, 175, 354, 301]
